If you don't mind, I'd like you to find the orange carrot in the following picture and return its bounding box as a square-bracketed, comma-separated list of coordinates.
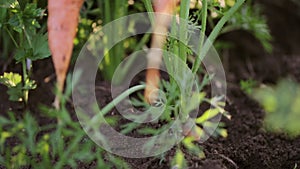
[144, 0, 178, 103]
[48, 0, 84, 109]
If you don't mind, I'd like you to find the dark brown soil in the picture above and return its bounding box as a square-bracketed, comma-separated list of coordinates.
[1, 1, 300, 169]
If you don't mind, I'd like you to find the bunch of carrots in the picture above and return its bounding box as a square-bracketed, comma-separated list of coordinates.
[48, 0, 200, 139]
[48, 0, 176, 108]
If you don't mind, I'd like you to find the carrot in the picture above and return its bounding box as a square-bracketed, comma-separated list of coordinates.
[144, 0, 178, 103]
[47, 0, 84, 109]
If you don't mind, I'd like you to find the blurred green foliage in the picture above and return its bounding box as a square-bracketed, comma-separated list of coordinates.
[240, 79, 257, 95]
[224, 1, 272, 52]
[252, 79, 300, 137]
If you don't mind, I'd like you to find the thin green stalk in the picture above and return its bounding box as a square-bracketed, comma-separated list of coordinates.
[142, 0, 155, 26]
[113, 0, 126, 81]
[192, 0, 207, 73]
[101, 0, 127, 81]
[19, 32, 29, 104]
[22, 28, 34, 104]
[192, 0, 246, 73]
[22, 59, 28, 103]
[24, 29, 32, 48]
[179, 0, 190, 62]
[103, 0, 111, 24]
[87, 85, 145, 129]
[101, 0, 113, 80]
[103, 85, 145, 115]
[5, 27, 19, 48]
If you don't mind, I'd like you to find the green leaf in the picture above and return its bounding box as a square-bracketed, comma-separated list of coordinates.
[0, 72, 22, 87]
[7, 84, 23, 102]
[196, 108, 220, 124]
[226, 2, 272, 52]
[0, 7, 7, 28]
[0, 0, 16, 8]
[182, 137, 205, 158]
[8, 14, 23, 33]
[14, 34, 50, 62]
[108, 154, 131, 169]
[0, 116, 11, 125]
[171, 149, 187, 169]
[27, 33, 51, 60]
[14, 47, 32, 62]
[183, 92, 205, 114]
[22, 3, 43, 29]
[137, 127, 161, 135]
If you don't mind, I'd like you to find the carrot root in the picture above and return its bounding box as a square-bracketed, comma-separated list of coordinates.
[144, 68, 160, 103]
[144, 0, 178, 104]
[48, 0, 84, 109]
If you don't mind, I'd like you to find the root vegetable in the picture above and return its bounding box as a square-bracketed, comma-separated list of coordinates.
[144, 0, 178, 103]
[47, 0, 84, 109]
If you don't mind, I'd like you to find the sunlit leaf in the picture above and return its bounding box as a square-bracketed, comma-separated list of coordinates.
[171, 149, 187, 169]
[196, 108, 220, 124]
[0, 72, 22, 87]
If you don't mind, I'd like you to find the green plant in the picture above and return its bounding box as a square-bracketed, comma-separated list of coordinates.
[240, 79, 257, 94]
[0, 72, 31, 102]
[251, 78, 300, 137]
[0, 0, 50, 104]
[0, 111, 131, 169]
[194, 0, 272, 53]
[106, 0, 244, 167]
[222, 0, 272, 52]
[0, 75, 132, 169]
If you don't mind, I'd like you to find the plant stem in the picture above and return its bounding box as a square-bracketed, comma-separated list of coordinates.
[192, 0, 207, 73]
[5, 27, 19, 48]
[143, 0, 155, 26]
[179, 0, 190, 63]
[87, 85, 145, 129]
[103, 85, 145, 115]
[191, 0, 246, 73]
[19, 31, 29, 105]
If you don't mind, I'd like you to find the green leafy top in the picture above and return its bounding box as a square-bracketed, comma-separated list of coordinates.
[7, 2, 43, 33]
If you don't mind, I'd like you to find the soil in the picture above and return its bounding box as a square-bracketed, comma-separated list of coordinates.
[1, 1, 300, 169]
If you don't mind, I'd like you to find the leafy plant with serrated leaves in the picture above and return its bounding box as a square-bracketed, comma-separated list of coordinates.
[0, 0, 50, 104]
[0, 72, 36, 102]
